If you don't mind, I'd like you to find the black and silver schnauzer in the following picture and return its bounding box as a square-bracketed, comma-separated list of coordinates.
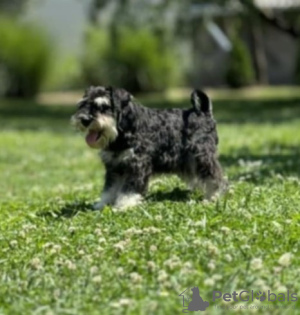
[71, 86, 225, 210]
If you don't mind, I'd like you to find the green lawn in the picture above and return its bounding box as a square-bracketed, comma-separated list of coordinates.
[1, 92, 300, 315]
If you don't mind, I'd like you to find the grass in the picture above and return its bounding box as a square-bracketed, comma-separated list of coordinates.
[1, 91, 300, 315]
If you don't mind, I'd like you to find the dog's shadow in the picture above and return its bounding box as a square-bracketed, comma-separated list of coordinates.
[38, 188, 199, 219]
[147, 188, 199, 202]
[38, 200, 96, 219]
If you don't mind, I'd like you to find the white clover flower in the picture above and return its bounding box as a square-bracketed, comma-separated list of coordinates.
[250, 258, 263, 270]
[272, 221, 282, 233]
[53, 245, 62, 251]
[110, 302, 121, 308]
[68, 226, 76, 234]
[212, 274, 222, 281]
[273, 266, 282, 274]
[144, 227, 160, 234]
[10, 240, 18, 247]
[49, 244, 62, 255]
[84, 255, 93, 263]
[276, 174, 284, 180]
[30, 258, 42, 270]
[19, 231, 26, 238]
[224, 254, 232, 262]
[128, 259, 136, 266]
[150, 245, 157, 252]
[119, 298, 132, 306]
[202, 200, 210, 206]
[22, 224, 37, 231]
[98, 237, 106, 244]
[43, 242, 53, 249]
[78, 249, 85, 255]
[130, 272, 142, 283]
[272, 221, 281, 229]
[193, 239, 202, 246]
[160, 291, 169, 297]
[124, 228, 143, 236]
[183, 262, 193, 269]
[207, 243, 219, 256]
[276, 285, 287, 292]
[147, 261, 156, 271]
[96, 246, 104, 252]
[243, 211, 252, 220]
[94, 228, 102, 236]
[220, 226, 231, 235]
[157, 270, 168, 282]
[194, 219, 206, 228]
[204, 278, 215, 287]
[164, 236, 172, 242]
[253, 279, 265, 287]
[228, 187, 235, 195]
[65, 260, 76, 270]
[53, 289, 60, 299]
[92, 275, 102, 283]
[90, 266, 98, 274]
[117, 267, 124, 276]
[147, 301, 158, 311]
[113, 242, 125, 251]
[114, 239, 130, 251]
[278, 253, 292, 267]
[242, 244, 251, 251]
[207, 261, 216, 270]
[155, 215, 162, 221]
[164, 256, 181, 270]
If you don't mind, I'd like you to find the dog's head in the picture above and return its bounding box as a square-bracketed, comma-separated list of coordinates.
[71, 86, 132, 149]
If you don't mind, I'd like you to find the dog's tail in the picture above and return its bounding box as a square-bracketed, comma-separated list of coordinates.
[191, 89, 212, 116]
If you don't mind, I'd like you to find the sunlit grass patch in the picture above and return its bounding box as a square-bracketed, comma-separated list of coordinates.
[1, 95, 300, 314]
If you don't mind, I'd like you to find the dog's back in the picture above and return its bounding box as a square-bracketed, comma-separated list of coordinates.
[127, 90, 218, 175]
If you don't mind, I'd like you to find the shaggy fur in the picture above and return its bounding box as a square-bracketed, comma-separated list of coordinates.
[71, 86, 225, 210]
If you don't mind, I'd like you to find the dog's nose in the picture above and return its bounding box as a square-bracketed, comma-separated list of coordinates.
[80, 117, 92, 127]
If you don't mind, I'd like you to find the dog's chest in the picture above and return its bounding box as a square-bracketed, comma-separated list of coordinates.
[100, 149, 135, 166]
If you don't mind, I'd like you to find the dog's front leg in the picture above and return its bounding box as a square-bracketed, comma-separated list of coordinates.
[114, 162, 151, 210]
[93, 170, 123, 210]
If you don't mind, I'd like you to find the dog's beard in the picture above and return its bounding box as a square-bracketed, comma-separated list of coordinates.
[71, 114, 118, 149]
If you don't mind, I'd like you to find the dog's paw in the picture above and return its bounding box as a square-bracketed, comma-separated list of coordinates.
[92, 201, 106, 211]
[114, 193, 143, 211]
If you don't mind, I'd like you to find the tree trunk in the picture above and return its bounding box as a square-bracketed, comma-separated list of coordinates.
[250, 19, 269, 85]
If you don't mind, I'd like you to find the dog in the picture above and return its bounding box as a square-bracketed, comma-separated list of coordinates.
[71, 86, 225, 210]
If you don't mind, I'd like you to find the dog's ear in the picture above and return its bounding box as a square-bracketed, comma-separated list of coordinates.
[84, 86, 107, 98]
[107, 87, 133, 109]
[191, 89, 212, 115]
[115, 88, 133, 107]
[83, 86, 94, 97]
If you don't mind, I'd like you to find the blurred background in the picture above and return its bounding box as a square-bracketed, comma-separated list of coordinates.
[2, 3, 300, 313]
[1, 0, 300, 100]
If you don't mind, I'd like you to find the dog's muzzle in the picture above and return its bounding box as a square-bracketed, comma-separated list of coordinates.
[71, 113, 118, 150]
[85, 129, 103, 148]
[80, 117, 92, 127]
